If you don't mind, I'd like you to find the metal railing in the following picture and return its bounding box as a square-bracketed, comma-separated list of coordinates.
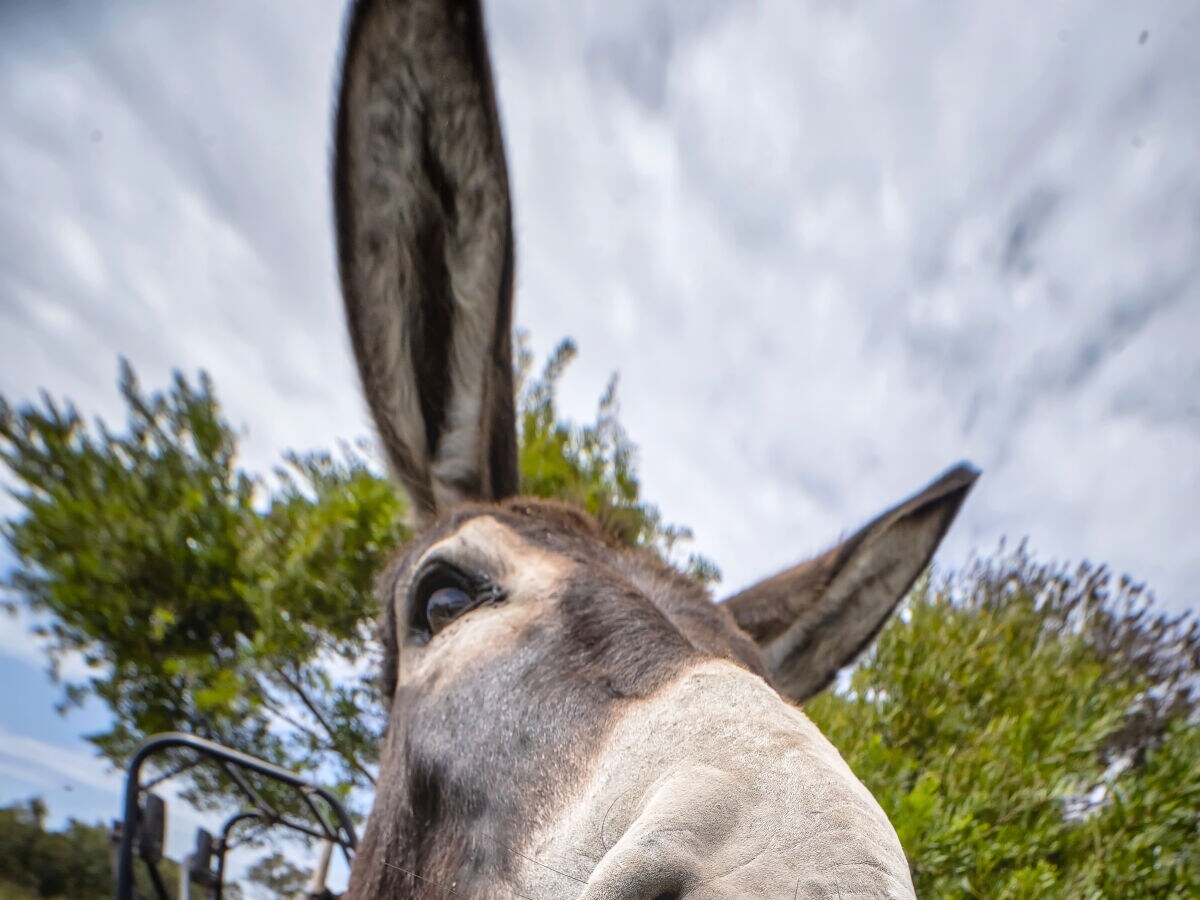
[113, 732, 357, 900]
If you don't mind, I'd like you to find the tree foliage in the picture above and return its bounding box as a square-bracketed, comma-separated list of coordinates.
[515, 337, 719, 583]
[1, 363, 404, 808]
[243, 851, 307, 897]
[0, 343, 705, 812]
[3, 348, 1198, 895]
[806, 542, 1200, 898]
[0, 798, 208, 900]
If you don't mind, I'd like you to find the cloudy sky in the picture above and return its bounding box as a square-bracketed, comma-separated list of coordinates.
[1, 0, 1197, 867]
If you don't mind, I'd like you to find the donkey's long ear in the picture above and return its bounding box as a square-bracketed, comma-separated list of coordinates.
[724, 463, 978, 703]
[334, 0, 517, 523]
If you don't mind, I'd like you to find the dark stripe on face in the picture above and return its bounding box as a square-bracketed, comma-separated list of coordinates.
[350, 501, 769, 898]
[352, 561, 701, 895]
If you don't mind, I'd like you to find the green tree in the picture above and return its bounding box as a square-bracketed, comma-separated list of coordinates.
[1, 363, 404, 807]
[515, 337, 718, 583]
[0, 797, 203, 900]
[806, 542, 1200, 898]
[0, 342, 706, 812]
[244, 851, 307, 897]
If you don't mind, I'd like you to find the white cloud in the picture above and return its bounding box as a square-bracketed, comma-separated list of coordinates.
[0, 1, 1196, 634]
[486, 0, 1200, 606]
[0, 2, 1195, 889]
[0, 726, 121, 793]
[0, 603, 104, 683]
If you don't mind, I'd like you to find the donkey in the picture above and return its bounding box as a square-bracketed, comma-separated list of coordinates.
[333, 1, 977, 897]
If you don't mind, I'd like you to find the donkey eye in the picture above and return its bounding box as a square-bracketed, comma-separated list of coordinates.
[409, 562, 507, 641]
[426, 586, 473, 634]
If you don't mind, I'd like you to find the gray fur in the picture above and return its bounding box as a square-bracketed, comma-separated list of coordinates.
[724, 464, 980, 701]
[328, 1, 979, 896]
[335, 0, 517, 523]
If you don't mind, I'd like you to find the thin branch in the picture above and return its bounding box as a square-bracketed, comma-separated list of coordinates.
[273, 663, 378, 787]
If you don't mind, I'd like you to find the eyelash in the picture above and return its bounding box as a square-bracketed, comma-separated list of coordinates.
[406, 562, 505, 643]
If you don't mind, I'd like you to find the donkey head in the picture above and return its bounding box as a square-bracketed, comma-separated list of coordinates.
[334, 1, 977, 897]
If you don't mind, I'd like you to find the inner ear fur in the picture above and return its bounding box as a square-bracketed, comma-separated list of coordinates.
[334, 0, 518, 524]
[723, 463, 979, 703]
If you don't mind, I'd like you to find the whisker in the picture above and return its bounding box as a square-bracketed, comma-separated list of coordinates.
[503, 843, 588, 885]
[600, 790, 626, 852]
[382, 858, 545, 900]
[382, 860, 458, 896]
